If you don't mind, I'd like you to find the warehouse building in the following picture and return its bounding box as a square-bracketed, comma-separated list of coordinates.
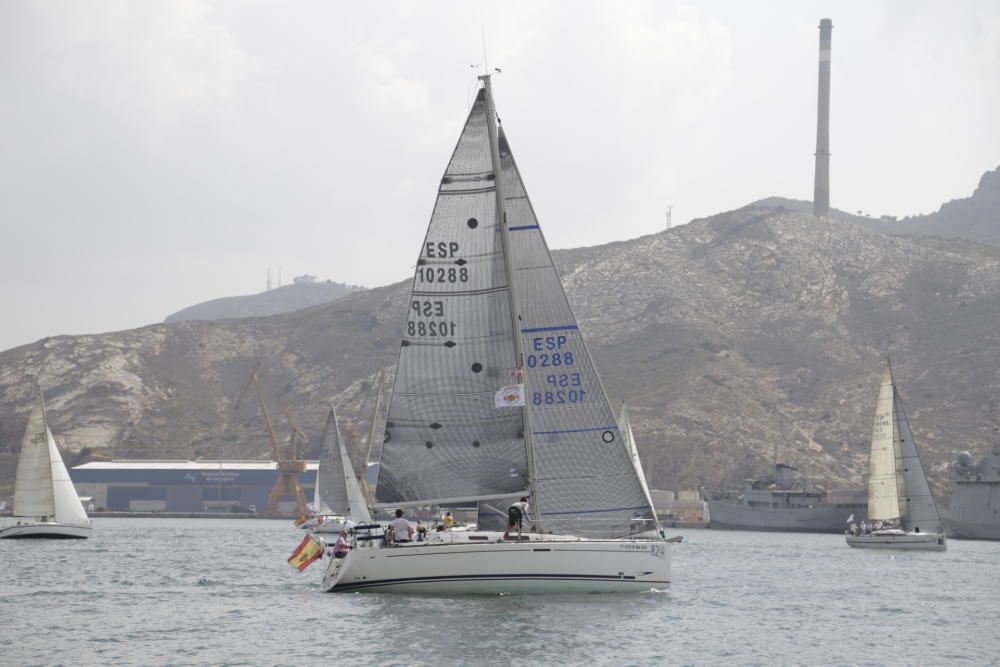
[70, 460, 318, 514]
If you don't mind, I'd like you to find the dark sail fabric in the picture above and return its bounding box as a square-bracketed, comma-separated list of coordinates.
[894, 388, 943, 534]
[498, 126, 656, 538]
[375, 89, 531, 506]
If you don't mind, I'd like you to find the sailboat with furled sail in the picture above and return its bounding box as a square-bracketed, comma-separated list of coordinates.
[0, 392, 92, 539]
[846, 359, 946, 551]
[320, 73, 669, 593]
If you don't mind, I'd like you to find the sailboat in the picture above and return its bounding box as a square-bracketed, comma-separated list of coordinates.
[0, 393, 92, 539]
[306, 407, 372, 533]
[320, 74, 669, 594]
[846, 359, 946, 551]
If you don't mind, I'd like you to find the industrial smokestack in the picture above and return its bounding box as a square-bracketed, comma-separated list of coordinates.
[813, 18, 832, 218]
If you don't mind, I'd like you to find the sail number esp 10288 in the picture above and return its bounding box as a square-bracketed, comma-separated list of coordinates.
[417, 242, 468, 283]
[527, 336, 574, 368]
[408, 300, 456, 337]
[529, 336, 586, 405]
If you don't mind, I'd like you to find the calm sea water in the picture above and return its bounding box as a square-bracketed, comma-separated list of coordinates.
[1, 518, 997, 666]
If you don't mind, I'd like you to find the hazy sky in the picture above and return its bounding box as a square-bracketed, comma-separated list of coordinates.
[2, 1, 998, 352]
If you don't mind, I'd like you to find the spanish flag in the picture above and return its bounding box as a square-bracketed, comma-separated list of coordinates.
[287, 534, 323, 571]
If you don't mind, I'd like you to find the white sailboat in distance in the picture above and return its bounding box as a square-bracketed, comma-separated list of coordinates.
[306, 407, 372, 533]
[846, 359, 946, 551]
[0, 392, 92, 539]
[320, 73, 670, 594]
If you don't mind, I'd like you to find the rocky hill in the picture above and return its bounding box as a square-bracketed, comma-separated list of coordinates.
[869, 165, 1000, 247]
[758, 165, 1000, 248]
[164, 278, 358, 323]
[2, 206, 999, 500]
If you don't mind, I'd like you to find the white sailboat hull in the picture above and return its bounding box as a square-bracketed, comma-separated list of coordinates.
[0, 520, 91, 539]
[310, 518, 352, 534]
[845, 531, 946, 551]
[321, 532, 670, 594]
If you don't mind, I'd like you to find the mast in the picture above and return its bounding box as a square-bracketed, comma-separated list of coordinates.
[38, 387, 57, 515]
[479, 73, 541, 528]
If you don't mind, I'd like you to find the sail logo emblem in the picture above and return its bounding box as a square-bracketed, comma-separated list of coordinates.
[494, 383, 525, 408]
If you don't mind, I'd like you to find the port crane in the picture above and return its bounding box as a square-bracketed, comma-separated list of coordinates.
[235, 363, 309, 519]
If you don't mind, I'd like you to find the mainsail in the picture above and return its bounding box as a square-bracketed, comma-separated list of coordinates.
[375, 87, 531, 507]
[893, 384, 942, 534]
[312, 455, 333, 515]
[867, 362, 902, 521]
[13, 396, 56, 518]
[375, 77, 655, 538]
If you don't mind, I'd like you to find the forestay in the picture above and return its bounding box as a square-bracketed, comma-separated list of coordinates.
[499, 126, 656, 538]
[867, 363, 902, 521]
[375, 88, 532, 507]
[13, 396, 55, 518]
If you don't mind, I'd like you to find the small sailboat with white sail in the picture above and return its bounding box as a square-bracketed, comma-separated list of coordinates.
[320, 73, 669, 594]
[846, 359, 946, 551]
[304, 407, 372, 533]
[0, 392, 92, 539]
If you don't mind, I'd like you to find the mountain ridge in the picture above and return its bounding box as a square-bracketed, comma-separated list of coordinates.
[164, 278, 359, 324]
[756, 164, 1000, 248]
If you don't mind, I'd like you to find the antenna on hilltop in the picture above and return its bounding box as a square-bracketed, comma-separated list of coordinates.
[665, 205, 673, 230]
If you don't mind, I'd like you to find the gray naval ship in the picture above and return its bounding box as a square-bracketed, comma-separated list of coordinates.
[942, 446, 1000, 540]
[703, 463, 867, 533]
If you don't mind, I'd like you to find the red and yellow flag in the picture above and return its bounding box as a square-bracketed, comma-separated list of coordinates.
[287, 534, 323, 571]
